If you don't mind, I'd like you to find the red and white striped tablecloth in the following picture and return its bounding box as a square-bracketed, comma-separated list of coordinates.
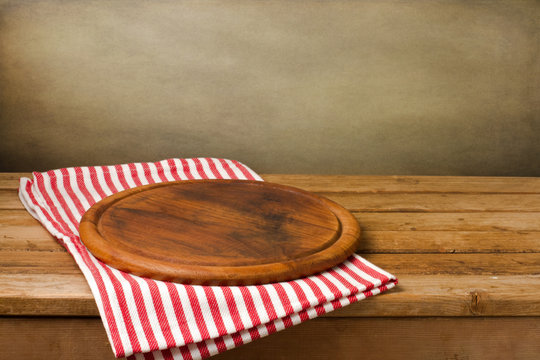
[18, 158, 397, 360]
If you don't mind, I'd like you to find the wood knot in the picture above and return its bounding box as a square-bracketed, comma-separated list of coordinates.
[469, 290, 488, 315]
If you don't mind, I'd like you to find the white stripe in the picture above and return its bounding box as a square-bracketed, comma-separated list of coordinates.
[262, 285, 288, 319]
[227, 287, 254, 344]
[320, 272, 351, 297]
[169, 347, 183, 359]
[156, 281, 185, 346]
[133, 352, 145, 360]
[293, 279, 320, 308]
[159, 160, 177, 182]
[133, 276, 169, 349]
[308, 276, 335, 301]
[80, 167, 101, 202]
[343, 261, 380, 286]
[106, 165, 125, 191]
[174, 285, 203, 343]
[280, 282, 303, 313]
[234, 160, 263, 181]
[53, 169, 82, 225]
[147, 162, 164, 184]
[192, 286, 220, 338]
[18, 178, 39, 220]
[246, 286, 270, 324]
[356, 255, 395, 280]
[134, 163, 151, 185]
[120, 164, 137, 188]
[204, 338, 219, 357]
[38, 172, 79, 234]
[61, 238, 117, 354]
[95, 166, 115, 197]
[221, 333, 236, 351]
[209, 158, 231, 179]
[199, 158, 217, 179]
[66, 167, 91, 210]
[211, 287, 238, 335]
[107, 267, 151, 353]
[171, 159, 189, 180]
[73, 248, 134, 355]
[228, 287, 253, 330]
[222, 159, 245, 179]
[333, 266, 367, 292]
[186, 342, 202, 360]
[186, 158, 203, 179]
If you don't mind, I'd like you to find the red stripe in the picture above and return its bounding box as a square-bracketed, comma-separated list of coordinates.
[34, 173, 73, 235]
[230, 160, 255, 180]
[154, 162, 170, 183]
[100, 166, 119, 194]
[88, 166, 108, 199]
[141, 163, 157, 184]
[238, 287, 261, 340]
[192, 158, 209, 179]
[327, 269, 358, 294]
[70, 238, 126, 356]
[114, 165, 131, 190]
[176, 344, 194, 360]
[127, 163, 144, 187]
[203, 158, 222, 179]
[101, 266, 143, 353]
[23, 181, 126, 355]
[161, 349, 174, 360]
[338, 263, 374, 290]
[202, 288, 227, 337]
[216, 159, 237, 179]
[143, 351, 155, 360]
[164, 282, 194, 344]
[200, 288, 228, 352]
[145, 279, 177, 348]
[59, 168, 85, 216]
[271, 284, 293, 328]
[180, 159, 195, 180]
[350, 256, 390, 283]
[315, 274, 343, 310]
[255, 286, 277, 333]
[166, 159, 183, 181]
[220, 288, 245, 346]
[302, 278, 327, 316]
[288, 282, 310, 321]
[119, 272, 160, 352]
[184, 286, 211, 358]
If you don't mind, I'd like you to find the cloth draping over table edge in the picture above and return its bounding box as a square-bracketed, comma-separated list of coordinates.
[18, 157, 397, 360]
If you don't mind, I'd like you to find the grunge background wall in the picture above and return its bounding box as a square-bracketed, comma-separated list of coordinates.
[1, 0, 538, 175]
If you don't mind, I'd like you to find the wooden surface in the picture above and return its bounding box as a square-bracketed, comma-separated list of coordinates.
[1, 317, 540, 360]
[79, 180, 360, 285]
[1, 174, 540, 358]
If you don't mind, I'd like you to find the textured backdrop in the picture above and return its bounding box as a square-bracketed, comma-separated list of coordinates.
[1, 0, 538, 175]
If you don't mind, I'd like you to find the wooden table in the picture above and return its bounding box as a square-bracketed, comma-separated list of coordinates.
[1, 174, 539, 359]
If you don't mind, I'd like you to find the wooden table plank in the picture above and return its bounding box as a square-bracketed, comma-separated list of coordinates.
[324, 193, 540, 212]
[3, 209, 540, 252]
[6, 187, 540, 212]
[1, 250, 539, 275]
[4, 224, 539, 254]
[2, 273, 539, 317]
[7, 174, 540, 193]
[1, 317, 539, 360]
[262, 175, 540, 193]
[355, 212, 540, 231]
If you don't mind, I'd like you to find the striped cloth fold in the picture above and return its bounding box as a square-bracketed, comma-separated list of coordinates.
[18, 157, 397, 360]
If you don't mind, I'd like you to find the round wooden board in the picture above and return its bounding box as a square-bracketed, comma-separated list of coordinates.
[79, 180, 361, 285]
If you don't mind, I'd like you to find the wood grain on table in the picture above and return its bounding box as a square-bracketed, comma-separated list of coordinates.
[1, 174, 539, 359]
